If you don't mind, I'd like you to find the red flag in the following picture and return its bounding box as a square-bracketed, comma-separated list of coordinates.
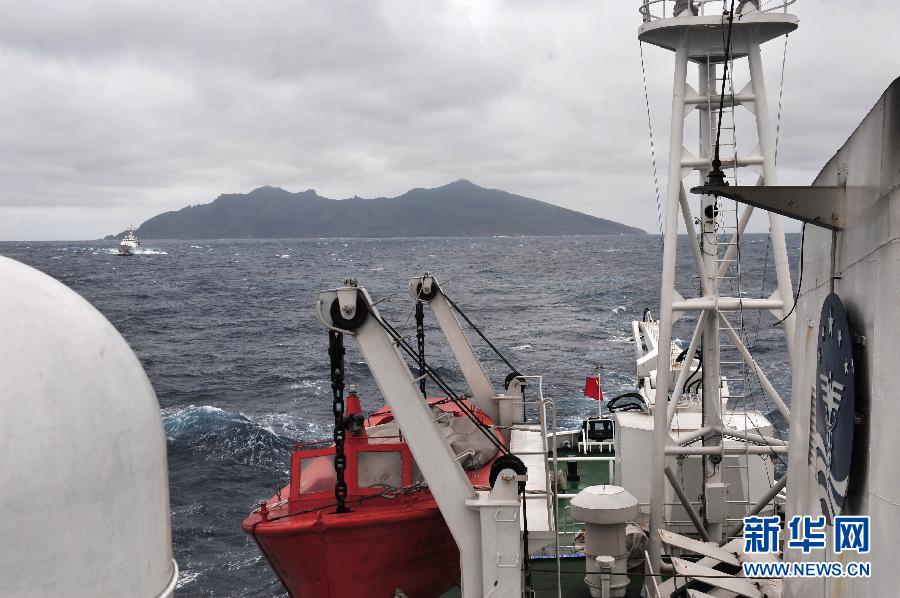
[583, 375, 604, 401]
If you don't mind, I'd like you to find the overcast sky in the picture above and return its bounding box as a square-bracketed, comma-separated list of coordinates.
[0, 0, 897, 240]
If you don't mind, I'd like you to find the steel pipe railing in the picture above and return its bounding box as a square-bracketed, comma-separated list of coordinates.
[639, 0, 797, 22]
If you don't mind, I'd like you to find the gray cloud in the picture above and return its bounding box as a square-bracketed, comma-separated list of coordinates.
[0, 0, 896, 239]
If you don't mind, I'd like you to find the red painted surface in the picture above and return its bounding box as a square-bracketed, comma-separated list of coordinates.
[583, 375, 604, 401]
[242, 399, 501, 598]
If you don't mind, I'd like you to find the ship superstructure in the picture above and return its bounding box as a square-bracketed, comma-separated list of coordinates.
[119, 225, 140, 256]
[778, 77, 900, 598]
[239, 2, 900, 597]
[2, 2, 897, 598]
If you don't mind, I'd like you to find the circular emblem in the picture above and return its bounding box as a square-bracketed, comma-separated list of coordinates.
[814, 293, 855, 522]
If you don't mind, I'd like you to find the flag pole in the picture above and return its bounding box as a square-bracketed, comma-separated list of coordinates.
[597, 366, 603, 418]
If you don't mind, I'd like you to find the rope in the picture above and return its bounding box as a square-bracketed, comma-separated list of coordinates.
[258, 482, 430, 523]
[521, 482, 532, 590]
[639, 39, 665, 246]
[774, 33, 790, 165]
[773, 222, 804, 326]
[368, 304, 508, 455]
[440, 287, 520, 375]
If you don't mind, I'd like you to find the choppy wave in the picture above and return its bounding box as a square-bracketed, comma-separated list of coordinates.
[99, 247, 168, 255]
[0, 235, 794, 597]
[163, 405, 293, 469]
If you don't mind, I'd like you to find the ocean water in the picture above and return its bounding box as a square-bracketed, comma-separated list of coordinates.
[1, 234, 797, 597]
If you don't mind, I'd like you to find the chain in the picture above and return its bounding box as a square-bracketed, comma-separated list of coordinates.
[328, 330, 350, 513]
[415, 301, 426, 397]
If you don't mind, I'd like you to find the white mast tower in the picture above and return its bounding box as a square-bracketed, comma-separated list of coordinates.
[637, 0, 800, 575]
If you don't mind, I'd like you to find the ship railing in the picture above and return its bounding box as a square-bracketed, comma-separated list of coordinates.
[644, 550, 664, 598]
[514, 375, 557, 517]
[513, 375, 564, 592]
[558, 504, 580, 553]
[292, 433, 407, 450]
[638, 0, 797, 22]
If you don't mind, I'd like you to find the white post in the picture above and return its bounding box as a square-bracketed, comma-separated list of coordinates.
[666, 312, 705, 428]
[649, 35, 689, 575]
[317, 288, 485, 596]
[719, 313, 791, 420]
[598, 369, 603, 418]
[699, 59, 724, 544]
[468, 470, 523, 597]
[409, 276, 501, 423]
[748, 39, 796, 372]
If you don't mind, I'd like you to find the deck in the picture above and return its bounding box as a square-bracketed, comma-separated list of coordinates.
[442, 445, 651, 597]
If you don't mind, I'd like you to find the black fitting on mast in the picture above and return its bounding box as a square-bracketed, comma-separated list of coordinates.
[706, 0, 737, 192]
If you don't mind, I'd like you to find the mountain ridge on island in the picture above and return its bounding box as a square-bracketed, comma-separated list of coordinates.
[110, 180, 646, 239]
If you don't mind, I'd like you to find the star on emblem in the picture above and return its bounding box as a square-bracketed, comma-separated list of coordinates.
[828, 308, 834, 337]
[844, 360, 849, 375]
[837, 329, 842, 346]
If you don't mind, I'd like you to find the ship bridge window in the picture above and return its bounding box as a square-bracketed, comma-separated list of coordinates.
[357, 451, 403, 490]
[297, 455, 336, 495]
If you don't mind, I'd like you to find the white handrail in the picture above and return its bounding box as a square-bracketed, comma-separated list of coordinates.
[513, 374, 562, 597]
[639, 0, 797, 22]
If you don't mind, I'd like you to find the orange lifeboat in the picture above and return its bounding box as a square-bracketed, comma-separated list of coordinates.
[242, 394, 501, 598]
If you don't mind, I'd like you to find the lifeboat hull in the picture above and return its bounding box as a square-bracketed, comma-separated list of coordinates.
[244, 493, 458, 598]
[243, 398, 499, 597]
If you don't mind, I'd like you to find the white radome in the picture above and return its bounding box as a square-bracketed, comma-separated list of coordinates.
[0, 256, 176, 597]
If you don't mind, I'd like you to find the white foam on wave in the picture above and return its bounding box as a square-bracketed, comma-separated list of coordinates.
[225, 553, 262, 572]
[512, 344, 532, 351]
[289, 379, 321, 391]
[176, 570, 201, 588]
[278, 254, 290, 258]
[103, 247, 168, 255]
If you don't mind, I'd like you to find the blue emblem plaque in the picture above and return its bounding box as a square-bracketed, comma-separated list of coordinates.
[814, 293, 855, 523]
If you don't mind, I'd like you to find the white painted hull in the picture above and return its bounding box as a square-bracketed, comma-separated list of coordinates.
[783, 78, 900, 598]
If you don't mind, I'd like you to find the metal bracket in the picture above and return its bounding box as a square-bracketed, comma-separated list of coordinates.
[691, 184, 846, 230]
[316, 287, 372, 334]
[336, 287, 358, 319]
